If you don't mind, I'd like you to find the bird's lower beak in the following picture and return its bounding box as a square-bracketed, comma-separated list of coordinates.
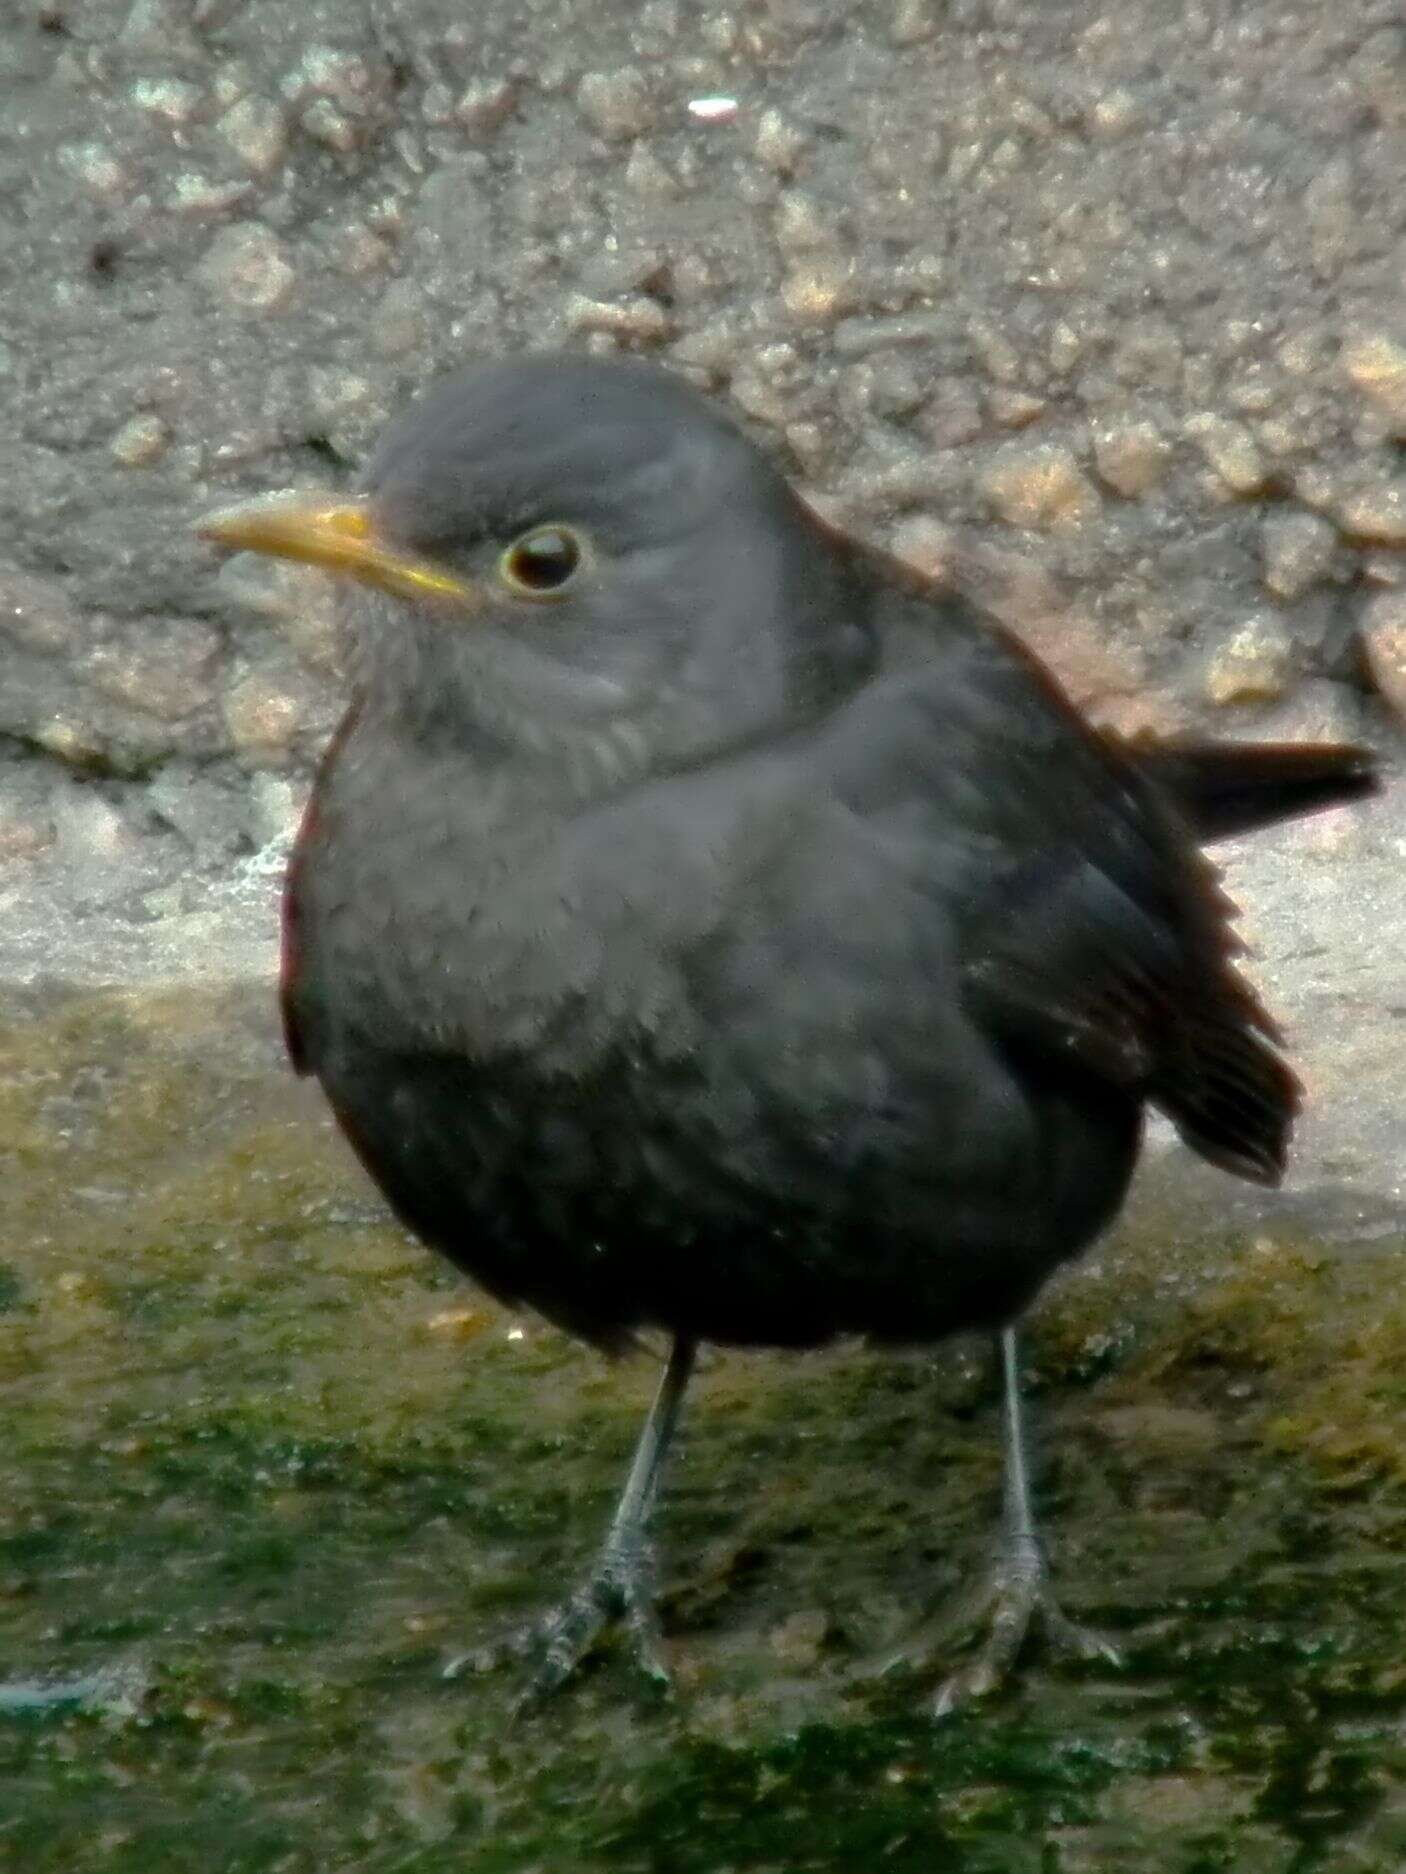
[197, 494, 473, 605]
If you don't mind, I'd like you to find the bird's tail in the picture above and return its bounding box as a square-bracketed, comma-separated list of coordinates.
[1121, 736, 1380, 843]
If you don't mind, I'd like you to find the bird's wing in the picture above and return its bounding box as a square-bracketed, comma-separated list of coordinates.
[962, 838, 1298, 1184]
[823, 611, 1300, 1186]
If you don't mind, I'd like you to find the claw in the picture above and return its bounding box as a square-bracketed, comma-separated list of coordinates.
[442, 1528, 672, 1697]
[931, 1559, 1119, 1718]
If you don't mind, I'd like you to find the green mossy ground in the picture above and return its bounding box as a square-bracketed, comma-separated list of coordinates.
[3, 987, 1405, 1872]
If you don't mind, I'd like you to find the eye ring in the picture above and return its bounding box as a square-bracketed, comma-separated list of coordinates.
[499, 525, 586, 599]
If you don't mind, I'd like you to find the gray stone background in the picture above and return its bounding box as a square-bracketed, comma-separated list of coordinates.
[2, 0, 1405, 984]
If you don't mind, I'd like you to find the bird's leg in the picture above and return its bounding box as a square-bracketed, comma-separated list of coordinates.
[447, 1333, 696, 1698]
[932, 1326, 1119, 1717]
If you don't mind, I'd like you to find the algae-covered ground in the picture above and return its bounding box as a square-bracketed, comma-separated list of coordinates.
[4, 984, 1406, 1873]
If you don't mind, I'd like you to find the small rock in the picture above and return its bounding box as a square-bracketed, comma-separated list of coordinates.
[216, 95, 288, 175]
[87, 620, 220, 720]
[668, 321, 736, 374]
[1294, 463, 1342, 513]
[577, 69, 654, 140]
[1111, 314, 1182, 391]
[35, 718, 108, 768]
[1254, 414, 1312, 462]
[1277, 324, 1333, 377]
[63, 142, 130, 198]
[1087, 85, 1142, 138]
[54, 791, 133, 861]
[983, 443, 1100, 529]
[1202, 612, 1295, 705]
[890, 514, 958, 580]
[1336, 483, 1406, 545]
[988, 388, 1046, 429]
[301, 97, 358, 152]
[754, 107, 807, 173]
[420, 82, 456, 127]
[110, 417, 170, 468]
[867, 357, 926, 419]
[130, 76, 203, 124]
[166, 174, 252, 219]
[222, 669, 304, 755]
[919, 380, 983, 449]
[784, 421, 827, 472]
[780, 261, 856, 324]
[0, 808, 55, 864]
[197, 223, 294, 311]
[1260, 512, 1337, 601]
[769, 1607, 830, 1668]
[121, 0, 199, 54]
[1341, 330, 1406, 430]
[455, 78, 517, 138]
[1250, 677, 1362, 745]
[1360, 589, 1406, 717]
[424, 1306, 488, 1340]
[1185, 413, 1266, 495]
[563, 294, 672, 343]
[728, 366, 788, 426]
[968, 316, 1022, 385]
[371, 278, 428, 357]
[1225, 366, 1280, 415]
[281, 43, 378, 111]
[699, 12, 738, 52]
[890, 0, 936, 44]
[307, 367, 372, 425]
[248, 772, 305, 846]
[0, 572, 83, 652]
[978, 566, 1147, 711]
[1362, 552, 1406, 588]
[1049, 321, 1082, 374]
[774, 192, 835, 255]
[271, 565, 345, 676]
[212, 61, 252, 109]
[833, 313, 947, 358]
[1304, 153, 1354, 278]
[1092, 418, 1170, 496]
[333, 221, 392, 277]
[623, 144, 681, 198]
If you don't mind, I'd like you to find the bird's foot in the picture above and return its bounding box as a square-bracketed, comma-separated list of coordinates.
[443, 1538, 669, 1702]
[930, 1540, 1119, 1718]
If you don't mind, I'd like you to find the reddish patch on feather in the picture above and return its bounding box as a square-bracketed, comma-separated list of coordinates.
[280, 697, 363, 1075]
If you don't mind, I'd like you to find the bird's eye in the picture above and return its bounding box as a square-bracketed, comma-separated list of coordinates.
[499, 526, 584, 598]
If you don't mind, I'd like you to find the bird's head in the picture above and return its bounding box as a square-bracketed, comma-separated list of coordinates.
[200, 355, 874, 787]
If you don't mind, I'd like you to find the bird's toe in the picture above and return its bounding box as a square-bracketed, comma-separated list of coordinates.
[444, 1542, 671, 1701]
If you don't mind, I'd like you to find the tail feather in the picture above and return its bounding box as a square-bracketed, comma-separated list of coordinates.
[1117, 736, 1380, 843]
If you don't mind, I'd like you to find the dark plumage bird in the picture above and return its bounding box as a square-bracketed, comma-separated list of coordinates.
[200, 355, 1377, 1709]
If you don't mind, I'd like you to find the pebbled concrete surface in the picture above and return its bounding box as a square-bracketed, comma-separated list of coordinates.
[2, 0, 1406, 946]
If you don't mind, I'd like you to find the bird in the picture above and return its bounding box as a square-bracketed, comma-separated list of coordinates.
[199, 353, 1378, 1710]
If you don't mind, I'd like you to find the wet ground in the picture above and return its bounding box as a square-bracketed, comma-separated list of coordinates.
[3, 966, 1406, 1873]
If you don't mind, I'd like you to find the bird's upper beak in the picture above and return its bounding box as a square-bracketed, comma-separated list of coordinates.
[197, 494, 473, 605]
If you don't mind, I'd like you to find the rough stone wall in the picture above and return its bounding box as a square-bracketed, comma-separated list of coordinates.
[2, 0, 1404, 944]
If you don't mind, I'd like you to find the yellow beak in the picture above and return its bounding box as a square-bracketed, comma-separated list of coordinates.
[197, 494, 472, 605]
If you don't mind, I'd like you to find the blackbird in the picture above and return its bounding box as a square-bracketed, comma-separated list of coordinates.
[200, 354, 1377, 1709]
